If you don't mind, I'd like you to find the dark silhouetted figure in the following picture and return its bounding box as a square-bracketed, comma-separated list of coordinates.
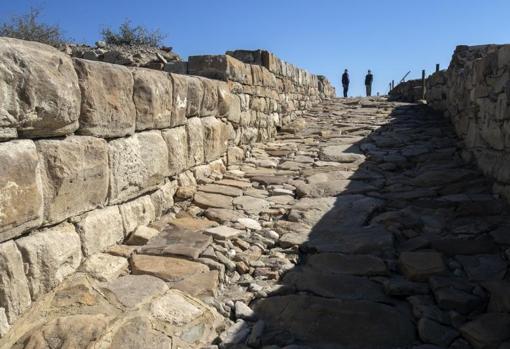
[365, 70, 373, 97]
[341, 69, 349, 97]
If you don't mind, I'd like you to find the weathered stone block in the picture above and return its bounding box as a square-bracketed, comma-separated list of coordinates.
[202, 117, 229, 163]
[150, 180, 178, 218]
[108, 131, 169, 204]
[74, 58, 136, 138]
[0, 140, 43, 242]
[36, 136, 109, 225]
[188, 55, 251, 84]
[76, 206, 125, 256]
[186, 117, 205, 167]
[186, 76, 204, 117]
[171, 74, 188, 125]
[132, 68, 174, 130]
[16, 222, 82, 300]
[119, 195, 156, 234]
[0, 240, 31, 323]
[0, 37, 80, 137]
[161, 126, 188, 175]
[200, 78, 219, 116]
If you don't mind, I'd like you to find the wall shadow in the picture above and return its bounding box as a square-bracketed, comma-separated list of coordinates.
[223, 99, 509, 349]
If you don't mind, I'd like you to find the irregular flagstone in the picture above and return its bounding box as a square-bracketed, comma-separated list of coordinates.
[131, 254, 209, 282]
[81, 253, 128, 282]
[295, 179, 377, 198]
[456, 255, 508, 281]
[194, 192, 233, 209]
[205, 208, 246, 223]
[215, 178, 252, 189]
[170, 270, 219, 298]
[109, 316, 173, 349]
[233, 196, 270, 215]
[103, 274, 169, 308]
[198, 183, 244, 197]
[204, 225, 243, 240]
[306, 253, 388, 276]
[139, 228, 212, 260]
[254, 295, 416, 347]
[283, 267, 387, 301]
[399, 251, 447, 281]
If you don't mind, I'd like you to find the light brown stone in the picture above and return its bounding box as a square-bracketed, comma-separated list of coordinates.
[0, 37, 80, 137]
[202, 117, 229, 163]
[74, 58, 135, 138]
[16, 222, 82, 300]
[161, 126, 188, 175]
[0, 140, 43, 242]
[36, 136, 109, 225]
[131, 254, 209, 282]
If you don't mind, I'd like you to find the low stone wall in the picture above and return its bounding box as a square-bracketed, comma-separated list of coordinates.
[0, 37, 334, 331]
[393, 44, 510, 200]
[388, 79, 423, 102]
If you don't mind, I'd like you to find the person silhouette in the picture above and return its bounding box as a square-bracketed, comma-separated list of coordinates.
[341, 69, 350, 98]
[365, 70, 373, 97]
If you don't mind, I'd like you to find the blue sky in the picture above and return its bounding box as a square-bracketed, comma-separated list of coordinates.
[1, 0, 509, 96]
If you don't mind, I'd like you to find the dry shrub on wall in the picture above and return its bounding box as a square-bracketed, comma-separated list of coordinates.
[0, 7, 67, 47]
[100, 19, 166, 47]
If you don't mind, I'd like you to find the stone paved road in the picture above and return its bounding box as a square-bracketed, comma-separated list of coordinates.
[4, 97, 510, 349]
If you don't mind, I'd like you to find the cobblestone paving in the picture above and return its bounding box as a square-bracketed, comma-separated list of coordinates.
[4, 97, 510, 349]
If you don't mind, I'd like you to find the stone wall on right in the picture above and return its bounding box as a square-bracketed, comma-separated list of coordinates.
[425, 44, 510, 199]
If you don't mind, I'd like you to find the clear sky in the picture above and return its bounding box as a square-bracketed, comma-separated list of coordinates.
[1, 0, 509, 96]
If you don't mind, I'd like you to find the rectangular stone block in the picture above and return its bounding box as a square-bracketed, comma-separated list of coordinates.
[36, 136, 109, 225]
[76, 206, 125, 256]
[151, 180, 178, 218]
[132, 68, 174, 131]
[16, 222, 82, 300]
[186, 76, 204, 117]
[188, 55, 251, 84]
[202, 117, 229, 163]
[186, 117, 205, 167]
[200, 78, 219, 117]
[0, 240, 31, 324]
[161, 126, 188, 176]
[108, 130, 169, 204]
[0, 140, 43, 242]
[74, 58, 136, 138]
[0, 37, 80, 137]
[171, 74, 188, 126]
[119, 195, 156, 234]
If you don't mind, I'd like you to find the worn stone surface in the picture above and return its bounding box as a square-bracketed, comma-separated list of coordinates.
[132, 67, 174, 130]
[76, 206, 125, 256]
[109, 131, 169, 204]
[16, 222, 82, 300]
[0, 140, 43, 242]
[0, 37, 80, 137]
[0, 240, 31, 323]
[74, 58, 136, 138]
[131, 254, 209, 282]
[81, 253, 128, 282]
[37, 136, 109, 225]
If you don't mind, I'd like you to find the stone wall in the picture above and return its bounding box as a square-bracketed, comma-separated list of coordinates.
[394, 44, 510, 200]
[0, 37, 334, 331]
[388, 78, 423, 102]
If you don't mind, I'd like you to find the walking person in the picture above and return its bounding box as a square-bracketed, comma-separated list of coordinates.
[365, 70, 373, 97]
[341, 69, 350, 98]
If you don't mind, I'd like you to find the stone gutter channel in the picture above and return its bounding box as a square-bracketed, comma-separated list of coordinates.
[3, 97, 510, 348]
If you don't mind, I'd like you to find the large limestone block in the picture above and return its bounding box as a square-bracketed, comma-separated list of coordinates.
[36, 136, 109, 225]
[0, 37, 80, 137]
[186, 117, 205, 167]
[16, 222, 82, 300]
[202, 117, 229, 163]
[217, 82, 241, 122]
[0, 240, 31, 323]
[74, 58, 136, 138]
[162, 126, 188, 176]
[0, 140, 43, 242]
[188, 55, 251, 84]
[132, 68, 174, 130]
[119, 195, 156, 234]
[109, 131, 169, 204]
[76, 206, 125, 256]
[171, 74, 188, 125]
[200, 78, 219, 116]
[186, 76, 204, 117]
